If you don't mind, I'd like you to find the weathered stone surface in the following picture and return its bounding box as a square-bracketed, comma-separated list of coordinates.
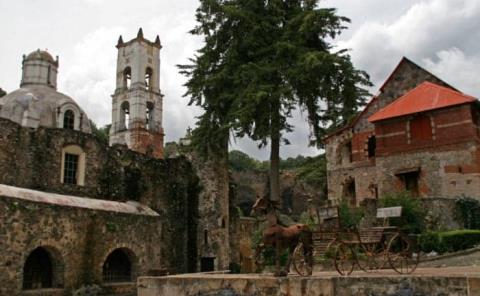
[325, 57, 480, 217]
[0, 118, 206, 294]
[138, 269, 480, 296]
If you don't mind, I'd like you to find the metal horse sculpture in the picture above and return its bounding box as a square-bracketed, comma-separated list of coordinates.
[251, 195, 313, 277]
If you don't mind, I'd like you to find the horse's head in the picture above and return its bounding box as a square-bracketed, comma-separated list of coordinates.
[250, 195, 281, 217]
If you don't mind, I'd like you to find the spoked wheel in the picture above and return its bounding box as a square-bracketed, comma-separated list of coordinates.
[293, 242, 313, 277]
[254, 244, 266, 273]
[356, 242, 386, 272]
[334, 243, 355, 276]
[387, 233, 420, 274]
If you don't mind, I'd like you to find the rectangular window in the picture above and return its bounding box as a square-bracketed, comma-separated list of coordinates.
[399, 172, 419, 197]
[63, 153, 79, 185]
[410, 115, 432, 141]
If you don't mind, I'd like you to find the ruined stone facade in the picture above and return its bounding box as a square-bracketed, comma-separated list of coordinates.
[325, 57, 480, 206]
[110, 29, 164, 159]
[0, 118, 200, 295]
[0, 30, 230, 295]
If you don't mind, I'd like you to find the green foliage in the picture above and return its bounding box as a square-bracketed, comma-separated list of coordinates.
[72, 285, 102, 296]
[338, 202, 364, 229]
[229, 150, 265, 171]
[164, 142, 179, 158]
[89, 120, 110, 145]
[295, 154, 326, 189]
[419, 230, 480, 253]
[228, 262, 241, 274]
[180, 0, 371, 200]
[455, 196, 480, 229]
[380, 192, 426, 234]
[299, 211, 316, 228]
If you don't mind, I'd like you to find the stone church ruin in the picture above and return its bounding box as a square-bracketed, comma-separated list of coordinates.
[0, 29, 229, 295]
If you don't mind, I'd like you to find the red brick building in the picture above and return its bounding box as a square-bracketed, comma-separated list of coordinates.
[325, 57, 480, 205]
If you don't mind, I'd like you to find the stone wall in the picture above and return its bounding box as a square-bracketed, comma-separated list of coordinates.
[0, 196, 160, 295]
[137, 273, 480, 296]
[191, 155, 230, 271]
[0, 118, 204, 294]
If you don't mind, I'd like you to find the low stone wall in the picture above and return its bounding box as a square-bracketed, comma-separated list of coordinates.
[138, 271, 480, 296]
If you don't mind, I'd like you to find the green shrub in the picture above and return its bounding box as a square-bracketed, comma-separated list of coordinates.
[229, 262, 241, 274]
[455, 196, 480, 229]
[339, 202, 364, 229]
[419, 229, 480, 253]
[380, 192, 426, 234]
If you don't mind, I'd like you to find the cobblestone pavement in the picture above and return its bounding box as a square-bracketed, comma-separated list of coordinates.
[420, 249, 480, 268]
[166, 266, 480, 279]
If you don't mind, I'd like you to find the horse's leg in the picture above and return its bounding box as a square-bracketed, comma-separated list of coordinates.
[284, 244, 295, 274]
[275, 235, 281, 275]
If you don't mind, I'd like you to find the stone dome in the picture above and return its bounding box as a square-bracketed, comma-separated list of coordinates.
[0, 85, 91, 133]
[25, 49, 57, 64]
[0, 49, 91, 133]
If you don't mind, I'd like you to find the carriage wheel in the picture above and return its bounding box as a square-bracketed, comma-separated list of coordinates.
[356, 242, 386, 272]
[386, 233, 420, 274]
[334, 243, 355, 276]
[293, 243, 313, 277]
[254, 245, 266, 273]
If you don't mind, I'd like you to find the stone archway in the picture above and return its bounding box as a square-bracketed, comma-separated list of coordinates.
[22, 245, 64, 290]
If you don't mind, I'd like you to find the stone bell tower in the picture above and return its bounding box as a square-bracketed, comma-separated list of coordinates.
[109, 28, 164, 158]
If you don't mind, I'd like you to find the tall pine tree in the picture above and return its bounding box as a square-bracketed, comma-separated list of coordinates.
[180, 0, 371, 201]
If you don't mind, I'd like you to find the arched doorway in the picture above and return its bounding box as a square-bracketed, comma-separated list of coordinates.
[23, 247, 54, 289]
[103, 248, 134, 283]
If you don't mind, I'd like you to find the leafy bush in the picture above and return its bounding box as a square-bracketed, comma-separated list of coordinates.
[379, 192, 426, 234]
[419, 229, 480, 253]
[72, 285, 102, 296]
[228, 150, 267, 171]
[455, 196, 480, 229]
[229, 262, 241, 274]
[338, 202, 364, 229]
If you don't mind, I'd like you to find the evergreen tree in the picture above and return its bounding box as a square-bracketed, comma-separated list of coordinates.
[180, 0, 371, 201]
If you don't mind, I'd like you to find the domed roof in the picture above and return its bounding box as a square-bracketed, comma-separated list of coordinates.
[25, 49, 56, 63]
[0, 85, 91, 133]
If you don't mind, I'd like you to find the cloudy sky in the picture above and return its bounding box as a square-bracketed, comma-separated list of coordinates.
[0, 0, 479, 160]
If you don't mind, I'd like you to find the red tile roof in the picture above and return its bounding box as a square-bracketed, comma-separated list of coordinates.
[368, 82, 476, 123]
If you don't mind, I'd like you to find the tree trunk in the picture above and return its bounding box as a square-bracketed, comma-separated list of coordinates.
[270, 107, 280, 202]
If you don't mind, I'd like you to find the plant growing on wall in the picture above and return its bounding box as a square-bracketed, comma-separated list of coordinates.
[455, 196, 480, 229]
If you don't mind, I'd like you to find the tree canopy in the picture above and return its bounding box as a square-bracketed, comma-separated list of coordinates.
[180, 0, 371, 200]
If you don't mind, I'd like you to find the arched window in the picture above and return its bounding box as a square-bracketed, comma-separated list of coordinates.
[47, 65, 51, 85]
[123, 67, 132, 89]
[145, 67, 153, 90]
[146, 101, 154, 130]
[343, 178, 356, 207]
[367, 136, 376, 158]
[121, 101, 130, 130]
[23, 247, 53, 289]
[103, 249, 133, 283]
[339, 141, 352, 165]
[63, 109, 75, 130]
[61, 145, 86, 186]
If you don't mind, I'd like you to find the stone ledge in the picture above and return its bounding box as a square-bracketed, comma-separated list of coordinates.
[138, 267, 480, 296]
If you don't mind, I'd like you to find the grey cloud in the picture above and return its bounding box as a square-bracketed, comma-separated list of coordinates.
[1, 0, 479, 160]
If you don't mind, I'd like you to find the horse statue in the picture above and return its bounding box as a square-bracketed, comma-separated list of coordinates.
[250, 195, 313, 277]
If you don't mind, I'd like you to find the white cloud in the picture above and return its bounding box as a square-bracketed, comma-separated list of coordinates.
[423, 48, 480, 98]
[339, 0, 480, 89]
[60, 27, 125, 126]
